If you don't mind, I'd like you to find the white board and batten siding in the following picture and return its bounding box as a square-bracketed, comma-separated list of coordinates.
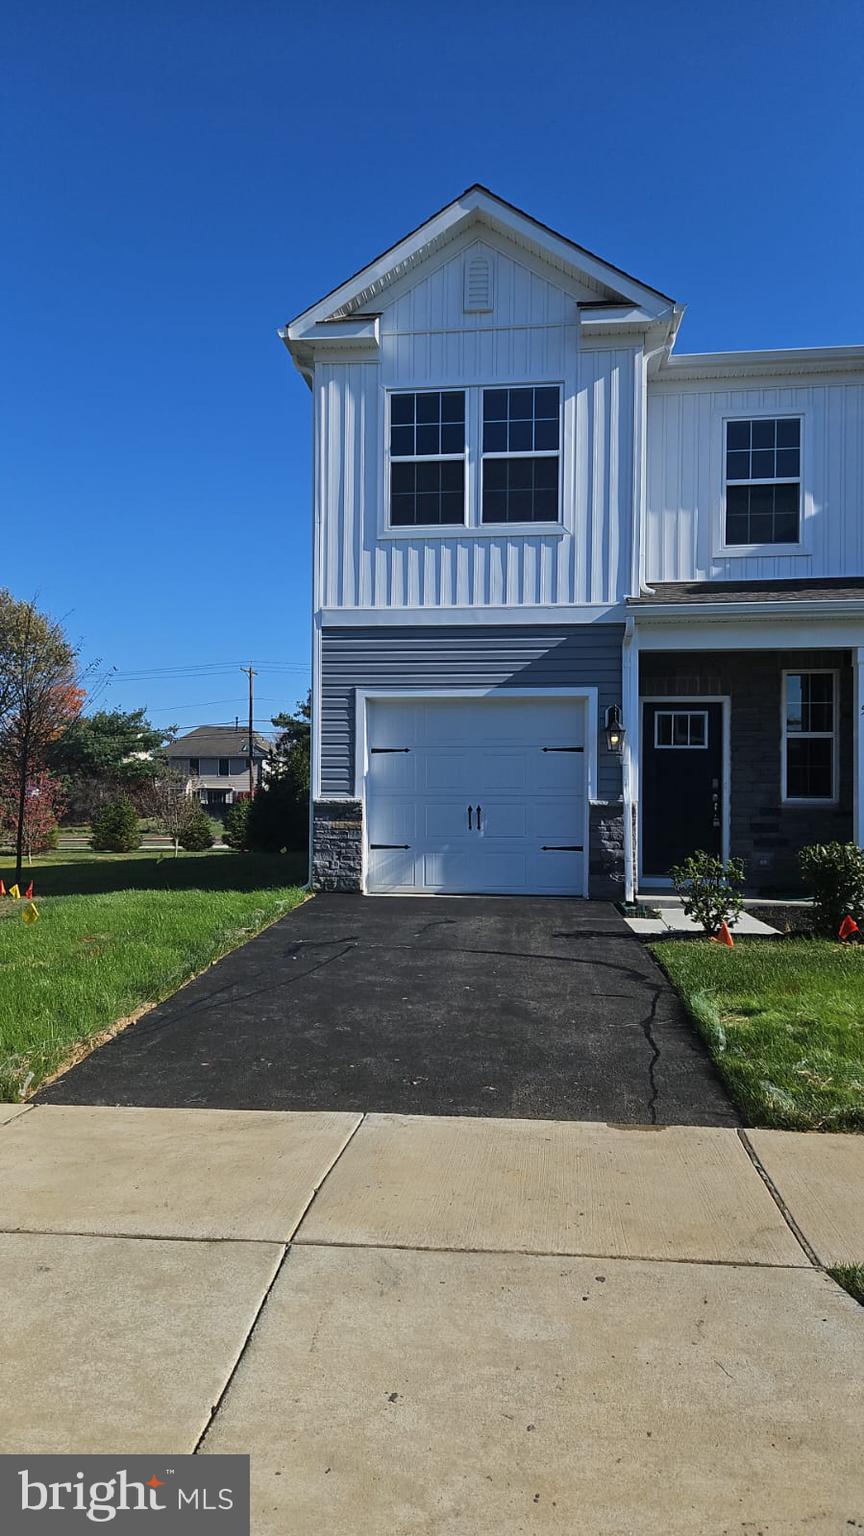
[646, 377, 864, 583]
[313, 228, 640, 613]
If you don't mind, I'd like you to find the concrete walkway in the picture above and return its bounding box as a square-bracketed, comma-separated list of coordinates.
[1, 1103, 862, 1532]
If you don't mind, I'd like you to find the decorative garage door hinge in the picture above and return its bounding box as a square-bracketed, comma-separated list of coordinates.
[370, 747, 410, 753]
[541, 746, 583, 753]
[541, 845, 584, 852]
[370, 843, 411, 850]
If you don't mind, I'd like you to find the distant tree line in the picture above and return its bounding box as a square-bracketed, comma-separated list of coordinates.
[0, 587, 310, 872]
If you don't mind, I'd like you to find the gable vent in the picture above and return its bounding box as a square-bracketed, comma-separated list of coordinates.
[463, 250, 494, 313]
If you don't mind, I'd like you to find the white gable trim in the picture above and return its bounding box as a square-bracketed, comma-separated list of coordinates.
[284, 185, 676, 341]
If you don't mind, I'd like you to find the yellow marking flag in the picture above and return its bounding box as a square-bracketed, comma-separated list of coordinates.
[22, 902, 39, 924]
[8, 885, 20, 900]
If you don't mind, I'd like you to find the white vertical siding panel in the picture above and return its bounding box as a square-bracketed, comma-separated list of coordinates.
[647, 377, 863, 583]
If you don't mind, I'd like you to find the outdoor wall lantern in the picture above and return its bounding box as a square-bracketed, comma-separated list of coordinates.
[604, 704, 625, 755]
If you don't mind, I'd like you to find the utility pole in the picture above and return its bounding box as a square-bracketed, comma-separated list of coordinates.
[241, 664, 256, 796]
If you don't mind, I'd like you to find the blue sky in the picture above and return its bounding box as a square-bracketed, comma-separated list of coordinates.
[3, 0, 862, 736]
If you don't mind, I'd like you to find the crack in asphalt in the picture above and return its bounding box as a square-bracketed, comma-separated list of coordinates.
[636, 987, 663, 1124]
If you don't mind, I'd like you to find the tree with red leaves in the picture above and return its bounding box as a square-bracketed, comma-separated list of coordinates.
[0, 594, 81, 882]
[0, 768, 66, 860]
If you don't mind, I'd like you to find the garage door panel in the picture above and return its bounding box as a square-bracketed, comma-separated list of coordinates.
[423, 801, 474, 839]
[367, 847, 418, 890]
[477, 751, 530, 792]
[368, 752, 416, 792]
[422, 752, 472, 791]
[537, 752, 586, 792]
[531, 798, 585, 840]
[527, 850, 584, 892]
[366, 696, 588, 896]
[367, 797, 416, 845]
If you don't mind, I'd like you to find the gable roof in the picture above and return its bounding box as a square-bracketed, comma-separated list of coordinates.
[284, 184, 678, 340]
[168, 725, 271, 759]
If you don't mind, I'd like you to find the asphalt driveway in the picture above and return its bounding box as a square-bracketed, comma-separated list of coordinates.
[39, 895, 737, 1125]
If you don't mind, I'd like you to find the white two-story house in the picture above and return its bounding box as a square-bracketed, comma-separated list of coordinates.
[281, 185, 864, 902]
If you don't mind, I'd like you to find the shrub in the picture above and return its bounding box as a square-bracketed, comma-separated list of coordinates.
[179, 803, 215, 851]
[222, 797, 251, 850]
[799, 842, 864, 936]
[90, 797, 141, 852]
[669, 850, 746, 937]
[246, 777, 307, 853]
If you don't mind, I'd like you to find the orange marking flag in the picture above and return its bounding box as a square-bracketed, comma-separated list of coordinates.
[838, 914, 859, 941]
[23, 881, 33, 899]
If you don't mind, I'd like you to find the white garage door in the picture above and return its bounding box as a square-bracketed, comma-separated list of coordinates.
[365, 696, 587, 895]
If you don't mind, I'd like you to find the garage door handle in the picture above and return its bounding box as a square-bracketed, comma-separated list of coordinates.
[467, 805, 473, 830]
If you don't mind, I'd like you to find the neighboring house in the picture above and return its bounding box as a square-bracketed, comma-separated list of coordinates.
[281, 184, 864, 900]
[167, 726, 270, 815]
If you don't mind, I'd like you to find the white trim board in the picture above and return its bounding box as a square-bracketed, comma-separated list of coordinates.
[318, 604, 626, 627]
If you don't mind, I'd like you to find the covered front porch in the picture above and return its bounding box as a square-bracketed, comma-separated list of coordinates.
[621, 584, 864, 901]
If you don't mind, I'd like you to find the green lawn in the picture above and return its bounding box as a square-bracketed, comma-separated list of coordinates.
[0, 851, 308, 1101]
[653, 939, 864, 1131]
[829, 1265, 864, 1306]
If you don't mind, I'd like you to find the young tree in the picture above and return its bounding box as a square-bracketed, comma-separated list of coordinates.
[0, 768, 66, 859]
[146, 767, 196, 857]
[0, 597, 82, 883]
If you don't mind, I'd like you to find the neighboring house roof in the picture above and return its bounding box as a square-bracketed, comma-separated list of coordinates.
[168, 725, 271, 759]
[630, 578, 864, 605]
[282, 184, 681, 353]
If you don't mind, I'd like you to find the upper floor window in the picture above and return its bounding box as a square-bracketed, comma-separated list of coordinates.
[389, 390, 466, 527]
[218, 758, 230, 776]
[782, 670, 836, 802]
[724, 417, 801, 546]
[189, 757, 199, 775]
[482, 386, 560, 524]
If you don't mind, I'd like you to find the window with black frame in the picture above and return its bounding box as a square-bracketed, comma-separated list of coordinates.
[389, 390, 466, 527]
[725, 417, 801, 545]
[482, 386, 560, 524]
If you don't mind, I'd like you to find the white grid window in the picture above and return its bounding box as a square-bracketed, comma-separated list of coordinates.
[481, 386, 560, 524]
[654, 711, 708, 749]
[725, 417, 801, 546]
[783, 671, 836, 802]
[389, 391, 466, 527]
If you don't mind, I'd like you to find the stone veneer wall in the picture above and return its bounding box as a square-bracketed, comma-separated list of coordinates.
[311, 801, 363, 891]
[639, 649, 853, 895]
[588, 802, 626, 899]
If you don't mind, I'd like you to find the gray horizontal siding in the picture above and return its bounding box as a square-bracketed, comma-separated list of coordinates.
[320, 624, 624, 801]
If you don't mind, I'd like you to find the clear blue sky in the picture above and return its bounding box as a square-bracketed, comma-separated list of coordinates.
[3, 0, 862, 736]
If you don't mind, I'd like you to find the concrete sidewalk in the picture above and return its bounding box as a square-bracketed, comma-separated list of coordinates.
[0, 1103, 862, 1532]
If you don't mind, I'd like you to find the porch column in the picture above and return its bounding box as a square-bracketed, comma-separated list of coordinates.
[855, 648, 864, 849]
[622, 617, 640, 903]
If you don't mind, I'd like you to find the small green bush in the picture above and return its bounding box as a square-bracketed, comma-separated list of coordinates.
[669, 850, 746, 937]
[179, 804, 215, 852]
[799, 842, 864, 936]
[90, 797, 141, 853]
[222, 797, 251, 850]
